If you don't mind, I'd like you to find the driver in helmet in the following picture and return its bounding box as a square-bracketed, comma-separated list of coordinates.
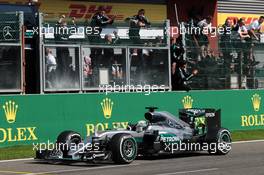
[135, 120, 147, 132]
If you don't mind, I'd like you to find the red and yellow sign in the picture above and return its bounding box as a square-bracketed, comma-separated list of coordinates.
[0, 0, 167, 22]
[218, 13, 264, 32]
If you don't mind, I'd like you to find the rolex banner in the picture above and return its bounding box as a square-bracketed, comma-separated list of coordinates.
[0, 90, 264, 147]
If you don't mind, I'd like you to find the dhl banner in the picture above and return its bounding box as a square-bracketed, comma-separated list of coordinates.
[218, 13, 264, 32]
[0, 0, 167, 22]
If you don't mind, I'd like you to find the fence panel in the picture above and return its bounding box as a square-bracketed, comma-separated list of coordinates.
[0, 12, 23, 93]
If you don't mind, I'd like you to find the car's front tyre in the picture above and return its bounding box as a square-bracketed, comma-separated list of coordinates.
[110, 133, 138, 164]
[56, 130, 82, 157]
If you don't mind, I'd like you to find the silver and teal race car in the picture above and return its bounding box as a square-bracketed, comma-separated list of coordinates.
[36, 107, 232, 164]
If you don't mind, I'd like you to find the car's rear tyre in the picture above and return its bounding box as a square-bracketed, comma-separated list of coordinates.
[208, 128, 232, 155]
[56, 130, 82, 156]
[110, 133, 137, 164]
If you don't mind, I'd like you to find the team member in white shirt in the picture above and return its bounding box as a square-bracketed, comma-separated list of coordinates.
[46, 49, 57, 72]
[247, 16, 264, 41]
[234, 18, 259, 66]
[45, 48, 57, 88]
[197, 16, 213, 33]
[235, 18, 250, 40]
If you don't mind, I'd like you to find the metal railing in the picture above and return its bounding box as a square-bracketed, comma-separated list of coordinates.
[181, 22, 264, 90]
[0, 12, 24, 93]
[40, 15, 171, 93]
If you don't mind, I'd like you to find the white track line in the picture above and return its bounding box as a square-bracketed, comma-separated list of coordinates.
[155, 168, 219, 175]
[0, 158, 33, 163]
[0, 170, 33, 174]
[233, 139, 264, 144]
[23, 163, 140, 175]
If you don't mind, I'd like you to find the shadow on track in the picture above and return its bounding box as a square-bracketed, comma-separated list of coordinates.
[27, 160, 120, 167]
[137, 152, 210, 161]
[27, 152, 210, 167]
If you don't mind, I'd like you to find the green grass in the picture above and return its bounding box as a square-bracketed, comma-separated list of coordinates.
[0, 129, 263, 160]
[231, 129, 264, 141]
[0, 145, 34, 160]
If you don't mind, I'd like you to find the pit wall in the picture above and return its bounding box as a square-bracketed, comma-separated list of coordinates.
[0, 90, 263, 147]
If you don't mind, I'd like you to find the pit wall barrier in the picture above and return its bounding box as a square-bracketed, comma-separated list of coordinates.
[0, 89, 263, 147]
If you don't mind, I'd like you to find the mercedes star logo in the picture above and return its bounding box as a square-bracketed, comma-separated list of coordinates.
[3, 26, 13, 40]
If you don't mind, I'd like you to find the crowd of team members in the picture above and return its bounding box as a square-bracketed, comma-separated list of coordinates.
[171, 16, 264, 91]
[45, 9, 159, 89]
[46, 8, 264, 91]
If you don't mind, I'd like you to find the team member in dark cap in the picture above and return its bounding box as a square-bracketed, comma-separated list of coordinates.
[91, 9, 116, 35]
[127, 9, 151, 44]
[171, 59, 198, 91]
[171, 36, 184, 63]
[89, 9, 116, 67]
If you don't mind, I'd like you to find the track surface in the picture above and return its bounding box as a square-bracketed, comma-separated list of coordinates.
[0, 141, 263, 175]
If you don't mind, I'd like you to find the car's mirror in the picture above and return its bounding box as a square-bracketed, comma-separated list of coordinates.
[175, 124, 183, 129]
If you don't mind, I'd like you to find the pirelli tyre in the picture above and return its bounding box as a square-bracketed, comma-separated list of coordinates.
[208, 128, 232, 155]
[110, 133, 138, 164]
[56, 130, 82, 157]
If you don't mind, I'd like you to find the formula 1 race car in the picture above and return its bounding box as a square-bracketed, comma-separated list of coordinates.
[36, 107, 232, 164]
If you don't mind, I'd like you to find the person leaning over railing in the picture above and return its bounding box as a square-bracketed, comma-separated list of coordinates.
[126, 9, 151, 45]
[55, 15, 70, 41]
[247, 16, 264, 42]
[233, 18, 259, 67]
[88, 9, 116, 73]
[90, 9, 116, 43]
[246, 16, 264, 68]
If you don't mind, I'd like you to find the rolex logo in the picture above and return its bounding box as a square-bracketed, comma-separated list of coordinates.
[101, 98, 113, 119]
[251, 94, 261, 112]
[182, 96, 193, 109]
[3, 101, 18, 123]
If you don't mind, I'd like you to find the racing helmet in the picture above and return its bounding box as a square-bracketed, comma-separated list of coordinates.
[136, 120, 147, 132]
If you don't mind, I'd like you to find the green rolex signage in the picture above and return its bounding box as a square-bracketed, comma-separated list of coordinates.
[0, 90, 264, 147]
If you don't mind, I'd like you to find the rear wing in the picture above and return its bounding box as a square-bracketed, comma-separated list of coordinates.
[179, 108, 221, 132]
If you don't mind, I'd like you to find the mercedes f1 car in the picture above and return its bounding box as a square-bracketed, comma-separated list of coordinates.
[36, 107, 232, 164]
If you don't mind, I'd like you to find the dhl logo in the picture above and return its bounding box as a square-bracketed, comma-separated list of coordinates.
[227, 16, 259, 25]
[68, 4, 124, 20]
[1, 1, 166, 21]
[0, 1, 125, 20]
[218, 13, 263, 26]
